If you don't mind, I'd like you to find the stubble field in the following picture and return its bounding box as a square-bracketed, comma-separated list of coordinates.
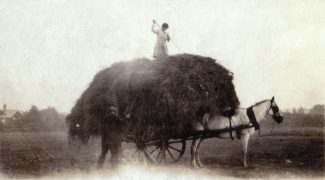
[0, 128, 324, 179]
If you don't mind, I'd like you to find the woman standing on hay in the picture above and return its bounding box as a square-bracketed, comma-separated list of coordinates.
[152, 20, 170, 59]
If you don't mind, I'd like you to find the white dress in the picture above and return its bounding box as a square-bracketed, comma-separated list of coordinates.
[153, 29, 169, 58]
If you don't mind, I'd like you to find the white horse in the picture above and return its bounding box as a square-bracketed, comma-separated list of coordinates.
[191, 96, 283, 168]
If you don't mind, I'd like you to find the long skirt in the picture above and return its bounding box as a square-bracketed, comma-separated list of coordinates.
[153, 42, 168, 58]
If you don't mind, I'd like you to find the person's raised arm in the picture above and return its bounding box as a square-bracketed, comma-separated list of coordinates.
[152, 20, 157, 34]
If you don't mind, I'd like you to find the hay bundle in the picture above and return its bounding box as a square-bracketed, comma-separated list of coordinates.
[67, 54, 239, 141]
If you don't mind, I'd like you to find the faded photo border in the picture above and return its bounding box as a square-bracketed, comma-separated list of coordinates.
[0, 0, 324, 179]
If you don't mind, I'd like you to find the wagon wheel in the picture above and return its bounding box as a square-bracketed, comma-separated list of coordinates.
[146, 138, 186, 164]
[126, 138, 186, 164]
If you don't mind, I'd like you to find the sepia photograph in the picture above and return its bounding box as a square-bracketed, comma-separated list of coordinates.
[0, 0, 324, 179]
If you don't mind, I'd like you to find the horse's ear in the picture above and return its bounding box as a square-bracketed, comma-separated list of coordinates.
[271, 96, 274, 101]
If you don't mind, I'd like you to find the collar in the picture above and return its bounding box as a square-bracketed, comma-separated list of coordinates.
[247, 106, 260, 130]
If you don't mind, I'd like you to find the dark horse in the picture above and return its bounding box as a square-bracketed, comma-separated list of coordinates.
[67, 106, 125, 169]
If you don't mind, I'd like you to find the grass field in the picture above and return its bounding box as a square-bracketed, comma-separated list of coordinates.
[0, 129, 324, 179]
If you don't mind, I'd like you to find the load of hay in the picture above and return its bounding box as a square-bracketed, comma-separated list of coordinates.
[67, 54, 239, 142]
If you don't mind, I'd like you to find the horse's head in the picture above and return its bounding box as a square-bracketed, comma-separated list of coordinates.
[66, 115, 90, 144]
[268, 96, 283, 123]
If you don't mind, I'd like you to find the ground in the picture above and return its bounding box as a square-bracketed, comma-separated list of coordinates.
[0, 130, 324, 179]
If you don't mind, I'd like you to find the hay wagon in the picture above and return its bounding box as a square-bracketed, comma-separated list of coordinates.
[67, 54, 240, 166]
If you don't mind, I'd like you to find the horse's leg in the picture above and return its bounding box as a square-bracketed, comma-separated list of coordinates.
[97, 136, 109, 169]
[118, 143, 126, 162]
[195, 138, 204, 167]
[190, 137, 200, 168]
[110, 142, 120, 169]
[241, 133, 250, 167]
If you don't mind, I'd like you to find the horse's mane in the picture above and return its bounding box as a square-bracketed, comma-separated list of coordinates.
[253, 99, 269, 106]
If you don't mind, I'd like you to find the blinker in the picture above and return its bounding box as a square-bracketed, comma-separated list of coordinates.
[272, 106, 279, 113]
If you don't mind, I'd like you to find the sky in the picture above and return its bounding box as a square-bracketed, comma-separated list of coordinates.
[0, 0, 324, 112]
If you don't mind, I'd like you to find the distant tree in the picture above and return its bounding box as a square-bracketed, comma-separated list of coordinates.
[21, 105, 42, 132]
[309, 104, 325, 116]
[292, 108, 297, 114]
[29, 106, 41, 118]
[297, 107, 305, 114]
[0, 121, 3, 131]
[40, 107, 65, 131]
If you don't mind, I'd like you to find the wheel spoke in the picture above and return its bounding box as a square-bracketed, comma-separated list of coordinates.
[161, 151, 165, 163]
[166, 148, 175, 160]
[163, 152, 166, 163]
[156, 151, 161, 159]
[137, 150, 141, 160]
[168, 145, 181, 153]
[129, 149, 139, 160]
[143, 148, 156, 163]
[150, 146, 159, 154]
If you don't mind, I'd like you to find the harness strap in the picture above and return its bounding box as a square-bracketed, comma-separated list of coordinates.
[228, 117, 234, 140]
[202, 123, 209, 138]
[247, 107, 260, 130]
[236, 128, 241, 140]
[200, 112, 211, 138]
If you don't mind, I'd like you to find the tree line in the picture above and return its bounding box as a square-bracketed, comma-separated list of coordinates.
[282, 104, 324, 128]
[0, 105, 67, 132]
[1, 104, 323, 132]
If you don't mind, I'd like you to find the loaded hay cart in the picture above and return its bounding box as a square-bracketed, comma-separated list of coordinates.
[66, 54, 240, 165]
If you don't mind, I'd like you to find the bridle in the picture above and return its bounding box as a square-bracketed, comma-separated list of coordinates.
[247, 98, 282, 130]
[267, 98, 283, 123]
[268, 99, 279, 116]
